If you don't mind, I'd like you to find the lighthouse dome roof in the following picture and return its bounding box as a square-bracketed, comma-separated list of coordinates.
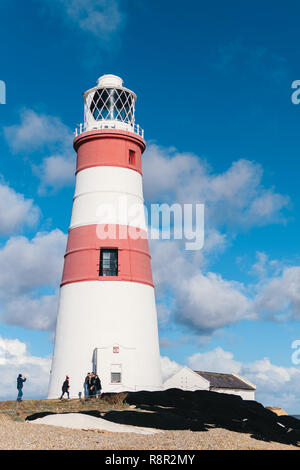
[97, 75, 123, 88]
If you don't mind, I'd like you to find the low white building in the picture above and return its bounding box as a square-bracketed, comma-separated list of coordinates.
[163, 366, 256, 400]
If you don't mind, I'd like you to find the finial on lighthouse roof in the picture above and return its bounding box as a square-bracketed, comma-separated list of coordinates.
[97, 74, 123, 88]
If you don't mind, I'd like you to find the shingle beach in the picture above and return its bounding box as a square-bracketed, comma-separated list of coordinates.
[0, 414, 299, 450]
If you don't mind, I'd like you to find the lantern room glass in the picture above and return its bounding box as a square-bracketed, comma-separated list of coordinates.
[90, 88, 135, 126]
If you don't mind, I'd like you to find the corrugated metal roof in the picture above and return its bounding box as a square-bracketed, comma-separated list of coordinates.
[194, 371, 256, 391]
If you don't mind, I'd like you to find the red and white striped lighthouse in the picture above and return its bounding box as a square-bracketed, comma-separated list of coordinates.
[48, 75, 162, 398]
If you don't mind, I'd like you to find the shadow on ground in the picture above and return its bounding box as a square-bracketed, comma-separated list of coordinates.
[26, 389, 300, 446]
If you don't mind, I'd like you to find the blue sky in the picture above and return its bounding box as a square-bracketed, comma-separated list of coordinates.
[1, 0, 300, 412]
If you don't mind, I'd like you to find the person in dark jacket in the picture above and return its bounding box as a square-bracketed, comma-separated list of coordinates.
[84, 373, 91, 398]
[60, 376, 70, 400]
[16, 374, 26, 402]
[89, 373, 96, 397]
[94, 375, 102, 398]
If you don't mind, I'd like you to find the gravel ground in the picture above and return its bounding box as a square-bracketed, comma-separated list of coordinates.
[0, 414, 299, 450]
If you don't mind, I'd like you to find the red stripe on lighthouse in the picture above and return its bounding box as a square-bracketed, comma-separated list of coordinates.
[73, 129, 145, 175]
[61, 224, 154, 288]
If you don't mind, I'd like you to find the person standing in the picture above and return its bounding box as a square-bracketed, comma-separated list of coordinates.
[60, 376, 70, 400]
[84, 373, 91, 398]
[16, 374, 26, 402]
[95, 375, 102, 398]
[89, 373, 96, 397]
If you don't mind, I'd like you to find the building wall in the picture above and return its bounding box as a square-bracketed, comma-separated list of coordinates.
[163, 367, 210, 392]
[213, 388, 255, 401]
[163, 368, 255, 400]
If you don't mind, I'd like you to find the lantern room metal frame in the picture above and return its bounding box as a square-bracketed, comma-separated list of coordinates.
[75, 74, 144, 138]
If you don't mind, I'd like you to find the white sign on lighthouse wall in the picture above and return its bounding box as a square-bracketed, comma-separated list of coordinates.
[48, 75, 162, 398]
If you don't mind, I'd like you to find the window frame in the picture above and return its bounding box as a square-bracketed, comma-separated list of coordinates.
[110, 363, 122, 384]
[111, 372, 122, 384]
[99, 248, 119, 277]
[129, 149, 136, 166]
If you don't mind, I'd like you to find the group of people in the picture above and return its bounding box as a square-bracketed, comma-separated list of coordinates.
[16, 372, 102, 401]
[59, 372, 102, 400]
[84, 372, 102, 398]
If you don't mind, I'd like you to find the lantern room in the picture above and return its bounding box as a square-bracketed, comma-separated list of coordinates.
[81, 74, 143, 137]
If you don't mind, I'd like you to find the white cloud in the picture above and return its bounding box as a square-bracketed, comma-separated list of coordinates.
[150, 238, 204, 290]
[35, 154, 75, 194]
[3, 294, 59, 331]
[4, 109, 74, 193]
[144, 144, 290, 336]
[250, 251, 270, 279]
[49, 0, 125, 41]
[252, 266, 300, 322]
[160, 355, 182, 381]
[0, 182, 40, 236]
[153, 242, 300, 334]
[0, 336, 51, 400]
[156, 303, 172, 326]
[187, 347, 241, 374]
[176, 273, 248, 332]
[242, 358, 300, 412]
[143, 145, 289, 230]
[4, 109, 72, 154]
[0, 230, 66, 331]
[150, 236, 248, 333]
[0, 230, 66, 296]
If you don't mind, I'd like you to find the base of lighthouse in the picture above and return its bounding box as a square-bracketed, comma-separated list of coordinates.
[48, 281, 163, 398]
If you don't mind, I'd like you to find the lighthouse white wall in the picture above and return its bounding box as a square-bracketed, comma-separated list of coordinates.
[48, 281, 162, 398]
[70, 166, 146, 230]
[74, 166, 143, 199]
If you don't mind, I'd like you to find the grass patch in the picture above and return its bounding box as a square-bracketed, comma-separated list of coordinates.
[0, 394, 129, 422]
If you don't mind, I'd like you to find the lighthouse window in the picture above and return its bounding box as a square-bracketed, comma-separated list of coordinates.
[111, 372, 122, 384]
[111, 364, 122, 383]
[99, 249, 118, 277]
[129, 150, 135, 165]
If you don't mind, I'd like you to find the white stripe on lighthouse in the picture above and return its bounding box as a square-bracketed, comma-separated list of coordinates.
[47, 281, 162, 397]
[70, 166, 147, 231]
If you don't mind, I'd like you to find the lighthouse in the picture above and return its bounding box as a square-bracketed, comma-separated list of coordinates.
[48, 75, 162, 398]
